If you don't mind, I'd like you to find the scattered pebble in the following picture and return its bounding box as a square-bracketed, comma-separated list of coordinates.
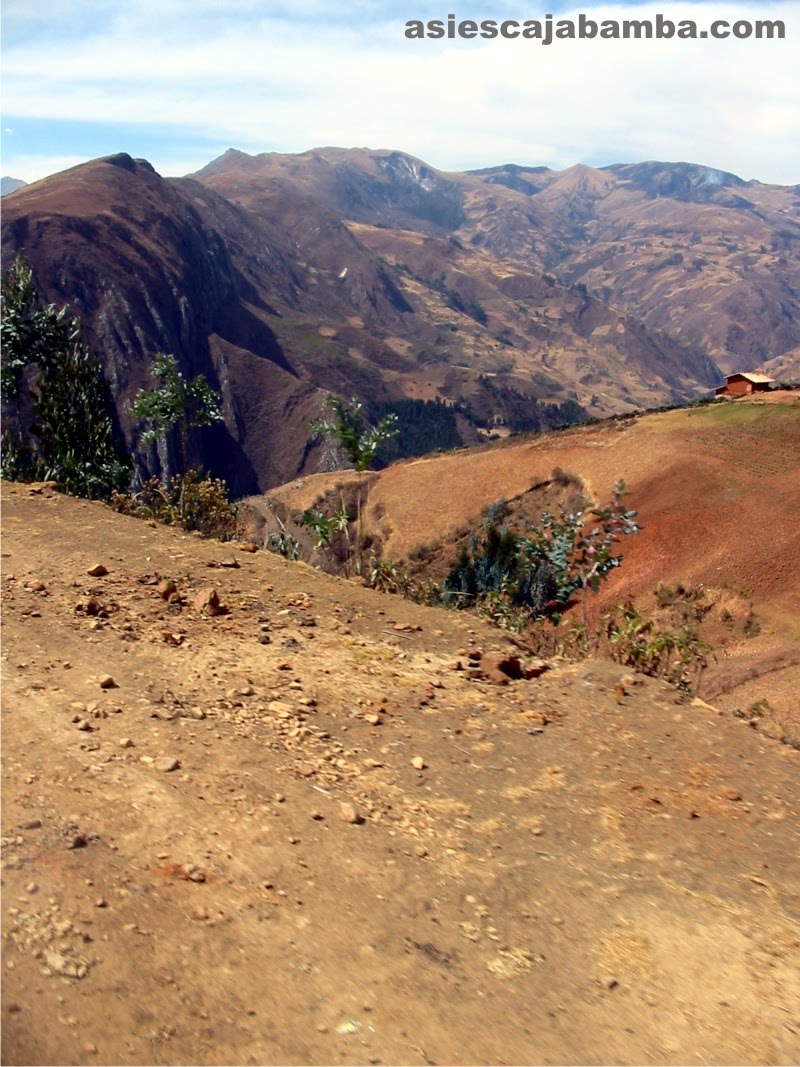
[411, 756, 426, 771]
[87, 564, 108, 577]
[154, 757, 180, 773]
[339, 802, 364, 825]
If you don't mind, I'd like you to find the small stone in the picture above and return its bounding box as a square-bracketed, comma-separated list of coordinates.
[720, 785, 742, 802]
[82, 1042, 98, 1054]
[157, 579, 178, 601]
[95, 898, 107, 908]
[239, 542, 258, 553]
[20, 819, 42, 830]
[119, 738, 134, 749]
[339, 802, 364, 825]
[411, 756, 426, 771]
[87, 564, 108, 577]
[193, 587, 225, 616]
[364, 713, 381, 726]
[67, 833, 88, 850]
[98, 675, 118, 690]
[414, 845, 428, 858]
[191, 708, 206, 720]
[26, 882, 39, 894]
[154, 757, 180, 773]
[76, 720, 93, 732]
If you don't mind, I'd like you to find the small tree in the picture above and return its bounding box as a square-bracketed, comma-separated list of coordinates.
[311, 395, 399, 573]
[0, 256, 131, 499]
[130, 353, 224, 478]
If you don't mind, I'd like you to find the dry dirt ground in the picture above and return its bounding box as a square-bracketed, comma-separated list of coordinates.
[2, 483, 799, 1066]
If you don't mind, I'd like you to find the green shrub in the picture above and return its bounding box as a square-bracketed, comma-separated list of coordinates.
[110, 470, 239, 541]
[443, 481, 639, 624]
[1, 256, 131, 499]
[600, 602, 711, 691]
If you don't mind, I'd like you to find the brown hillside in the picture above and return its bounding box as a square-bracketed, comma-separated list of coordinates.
[198, 148, 799, 376]
[263, 396, 800, 724]
[2, 482, 799, 1066]
[5, 152, 715, 494]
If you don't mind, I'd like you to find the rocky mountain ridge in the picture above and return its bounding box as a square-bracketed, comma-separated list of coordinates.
[2, 147, 797, 492]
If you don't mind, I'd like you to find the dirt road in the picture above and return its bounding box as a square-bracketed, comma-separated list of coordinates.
[2, 483, 798, 1065]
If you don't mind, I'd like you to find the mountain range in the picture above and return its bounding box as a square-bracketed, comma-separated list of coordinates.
[2, 148, 798, 493]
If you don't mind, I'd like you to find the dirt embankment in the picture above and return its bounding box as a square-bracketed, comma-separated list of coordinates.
[2, 482, 799, 1066]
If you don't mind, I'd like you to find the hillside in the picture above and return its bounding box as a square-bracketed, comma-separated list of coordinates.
[198, 148, 799, 377]
[7, 147, 798, 495]
[2, 481, 799, 1066]
[256, 394, 800, 729]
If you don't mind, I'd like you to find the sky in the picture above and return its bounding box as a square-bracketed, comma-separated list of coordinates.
[2, 0, 798, 185]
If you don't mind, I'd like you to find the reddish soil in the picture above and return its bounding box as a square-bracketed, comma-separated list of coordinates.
[262, 395, 800, 729]
[2, 482, 799, 1066]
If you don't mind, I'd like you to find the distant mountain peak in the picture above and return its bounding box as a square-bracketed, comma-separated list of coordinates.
[1, 176, 27, 196]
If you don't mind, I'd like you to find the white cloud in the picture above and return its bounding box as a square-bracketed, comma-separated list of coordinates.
[2, 1, 798, 184]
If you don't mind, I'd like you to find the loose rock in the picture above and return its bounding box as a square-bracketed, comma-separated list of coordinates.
[340, 802, 364, 825]
[154, 757, 180, 773]
[193, 587, 225, 616]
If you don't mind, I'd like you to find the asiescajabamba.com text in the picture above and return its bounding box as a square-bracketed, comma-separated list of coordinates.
[404, 13, 786, 42]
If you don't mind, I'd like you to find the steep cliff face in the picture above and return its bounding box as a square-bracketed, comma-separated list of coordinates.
[2, 156, 293, 492]
[1, 154, 427, 493]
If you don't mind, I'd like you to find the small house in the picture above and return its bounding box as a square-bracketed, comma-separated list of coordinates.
[715, 372, 774, 398]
